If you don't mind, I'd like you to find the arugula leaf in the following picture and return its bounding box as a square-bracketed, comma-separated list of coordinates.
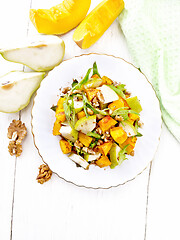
[136, 132, 143, 137]
[67, 140, 74, 146]
[89, 140, 98, 149]
[72, 68, 92, 91]
[116, 84, 126, 92]
[111, 108, 139, 120]
[87, 131, 101, 139]
[63, 95, 76, 127]
[108, 85, 125, 99]
[72, 79, 78, 88]
[69, 97, 76, 127]
[51, 105, 57, 112]
[82, 96, 89, 118]
[134, 120, 139, 131]
[92, 62, 101, 77]
[118, 145, 129, 165]
[63, 96, 71, 122]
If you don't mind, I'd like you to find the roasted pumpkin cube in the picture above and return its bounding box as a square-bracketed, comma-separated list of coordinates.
[85, 88, 99, 101]
[97, 141, 112, 156]
[91, 74, 100, 79]
[122, 98, 129, 108]
[120, 137, 137, 154]
[77, 110, 86, 119]
[110, 127, 127, 145]
[108, 97, 124, 111]
[79, 132, 93, 147]
[98, 116, 117, 133]
[55, 109, 66, 122]
[128, 113, 139, 124]
[102, 76, 113, 85]
[60, 139, 72, 154]
[96, 156, 111, 168]
[57, 97, 65, 109]
[53, 120, 61, 136]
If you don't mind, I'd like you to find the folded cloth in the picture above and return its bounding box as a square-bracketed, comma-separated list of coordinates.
[119, 0, 180, 142]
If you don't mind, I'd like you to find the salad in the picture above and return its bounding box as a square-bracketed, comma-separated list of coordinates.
[52, 62, 143, 170]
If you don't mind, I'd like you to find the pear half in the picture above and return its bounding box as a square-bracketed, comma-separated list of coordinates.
[0, 35, 65, 72]
[0, 71, 45, 113]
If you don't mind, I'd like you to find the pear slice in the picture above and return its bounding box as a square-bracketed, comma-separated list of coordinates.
[68, 153, 89, 170]
[83, 78, 103, 89]
[119, 121, 137, 137]
[0, 71, 45, 113]
[60, 125, 78, 142]
[68, 99, 83, 113]
[110, 143, 121, 169]
[0, 35, 65, 72]
[84, 153, 101, 162]
[75, 115, 96, 134]
[126, 96, 142, 113]
[98, 85, 119, 104]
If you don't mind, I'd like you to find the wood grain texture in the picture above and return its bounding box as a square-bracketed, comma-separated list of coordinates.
[10, 1, 150, 240]
[2, 0, 179, 240]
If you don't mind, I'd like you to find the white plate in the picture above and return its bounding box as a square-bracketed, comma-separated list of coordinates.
[31, 53, 162, 189]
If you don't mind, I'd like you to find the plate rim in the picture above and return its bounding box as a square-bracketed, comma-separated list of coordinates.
[31, 53, 163, 189]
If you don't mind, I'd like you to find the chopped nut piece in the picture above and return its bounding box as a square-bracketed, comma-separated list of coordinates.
[8, 141, 22, 157]
[74, 140, 83, 149]
[96, 91, 104, 103]
[7, 120, 27, 145]
[7, 120, 27, 157]
[115, 115, 124, 122]
[97, 139, 103, 146]
[37, 164, 52, 184]
[96, 114, 104, 120]
[109, 109, 113, 115]
[130, 150, 134, 156]
[87, 148, 96, 155]
[82, 147, 88, 153]
[92, 97, 99, 107]
[62, 87, 71, 94]
[87, 108, 94, 115]
[96, 127, 102, 135]
[138, 120, 144, 128]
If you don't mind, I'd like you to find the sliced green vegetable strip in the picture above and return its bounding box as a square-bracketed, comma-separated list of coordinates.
[108, 85, 125, 99]
[87, 131, 101, 139]
[51, 105, 57, 112]
[92, 62, 101, 77]
[118, 145, 129, 165]
[72, 68, 92, 91]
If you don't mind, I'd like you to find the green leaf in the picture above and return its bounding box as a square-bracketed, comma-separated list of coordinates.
[136, 132, 143, 137]
[63, 95, 76, 127]
[63, 96, 71, 122]
[116, 84, 126, 92]
[82, 93, 108, 116]
[111, 108, 139, 120]
[118, 145, 129, 165]
[72, 68, 92, 91]
[108, 85, 125, 99]
[51, 105, 57, 112]
[83, 96, 89, 118]
[92, 62, 101, 77]
[87, 131, 101, 139]
[72, 79, 78, 88]
[89, 140, 98, 149]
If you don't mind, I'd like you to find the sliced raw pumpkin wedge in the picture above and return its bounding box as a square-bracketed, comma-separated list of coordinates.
[30, 0, 91, 34]
[73, 0, 124, 49]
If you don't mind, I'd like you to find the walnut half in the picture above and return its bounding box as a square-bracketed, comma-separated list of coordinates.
[37, 164, 52, 184]
[7, 120, 27, 157]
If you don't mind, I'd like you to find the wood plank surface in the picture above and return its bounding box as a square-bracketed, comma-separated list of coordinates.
[0, 0, 31, 239]
[10, 1, 150, 240]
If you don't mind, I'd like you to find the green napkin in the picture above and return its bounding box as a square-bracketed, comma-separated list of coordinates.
[119, 0, 180, 142]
